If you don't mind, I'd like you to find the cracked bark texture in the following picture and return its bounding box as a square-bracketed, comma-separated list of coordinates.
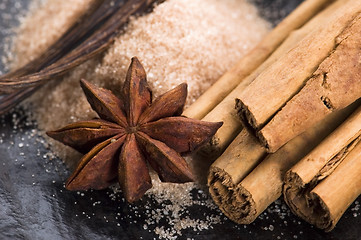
[258, 12, 361, 152]
[196, 0, 341, 158]
[283, 106, 361, 231]
[236, 0, 361, 133]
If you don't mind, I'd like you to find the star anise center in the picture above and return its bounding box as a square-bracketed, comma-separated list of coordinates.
[126, 126, 139, 134]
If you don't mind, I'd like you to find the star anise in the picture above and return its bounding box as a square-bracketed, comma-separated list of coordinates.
[47, 57, 222, 203]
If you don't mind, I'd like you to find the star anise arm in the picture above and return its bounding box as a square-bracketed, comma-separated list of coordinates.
[123, 57, 152, 126]
[119, 134, 152, 203]
[138, 83, 187, 124]
[136, 132, 194, 183]
[66, 134, 126, 190]
[80, 79, 128, 127]
[140, 117, 223, 153]
[46, 119, 125, 154]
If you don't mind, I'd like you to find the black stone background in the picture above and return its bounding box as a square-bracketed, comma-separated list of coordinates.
[1, 0, 361, 239]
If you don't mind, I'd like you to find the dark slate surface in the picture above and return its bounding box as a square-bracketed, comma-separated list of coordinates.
[1, 0, 361, 239]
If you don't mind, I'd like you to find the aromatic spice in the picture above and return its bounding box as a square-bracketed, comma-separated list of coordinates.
[284, 105, 361, 231]
[47, 57, 222, 202]
[235, 0, 361, 152]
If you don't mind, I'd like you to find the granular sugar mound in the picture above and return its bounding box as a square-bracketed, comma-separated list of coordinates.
[95, 0, 271, 103]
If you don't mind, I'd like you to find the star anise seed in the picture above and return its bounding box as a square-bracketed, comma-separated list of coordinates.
[47, 57, 223, 203]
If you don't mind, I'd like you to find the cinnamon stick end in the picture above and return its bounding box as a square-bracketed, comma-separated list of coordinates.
[283, 170, 334, 231]
[235, 98, 261, 130]
[208, 166, 258, 224]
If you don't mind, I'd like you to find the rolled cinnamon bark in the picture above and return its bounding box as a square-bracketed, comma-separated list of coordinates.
[207, 129, 267, 223]
[208, 102, 357, 224]
[182, 0, 333, 120]
[194, 0, 343, 156]
[284, 105, 361, 231]
[208, 129, 267, 188]
[257, 11, 361, 152]
[305, 142, 361, 231]
[236, 0, 360, 131]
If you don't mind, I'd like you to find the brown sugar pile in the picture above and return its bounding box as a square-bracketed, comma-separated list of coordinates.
[95, 0, 270, 103]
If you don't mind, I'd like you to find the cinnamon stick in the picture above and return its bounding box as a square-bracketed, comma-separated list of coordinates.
[284, 105, 361, 231]
[236, 0, 361, 132]
[182, 0, 333, 120]
[256, 11, 361, 152]
[208, 103, 356, 224]
[192, 0, 342, 156]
